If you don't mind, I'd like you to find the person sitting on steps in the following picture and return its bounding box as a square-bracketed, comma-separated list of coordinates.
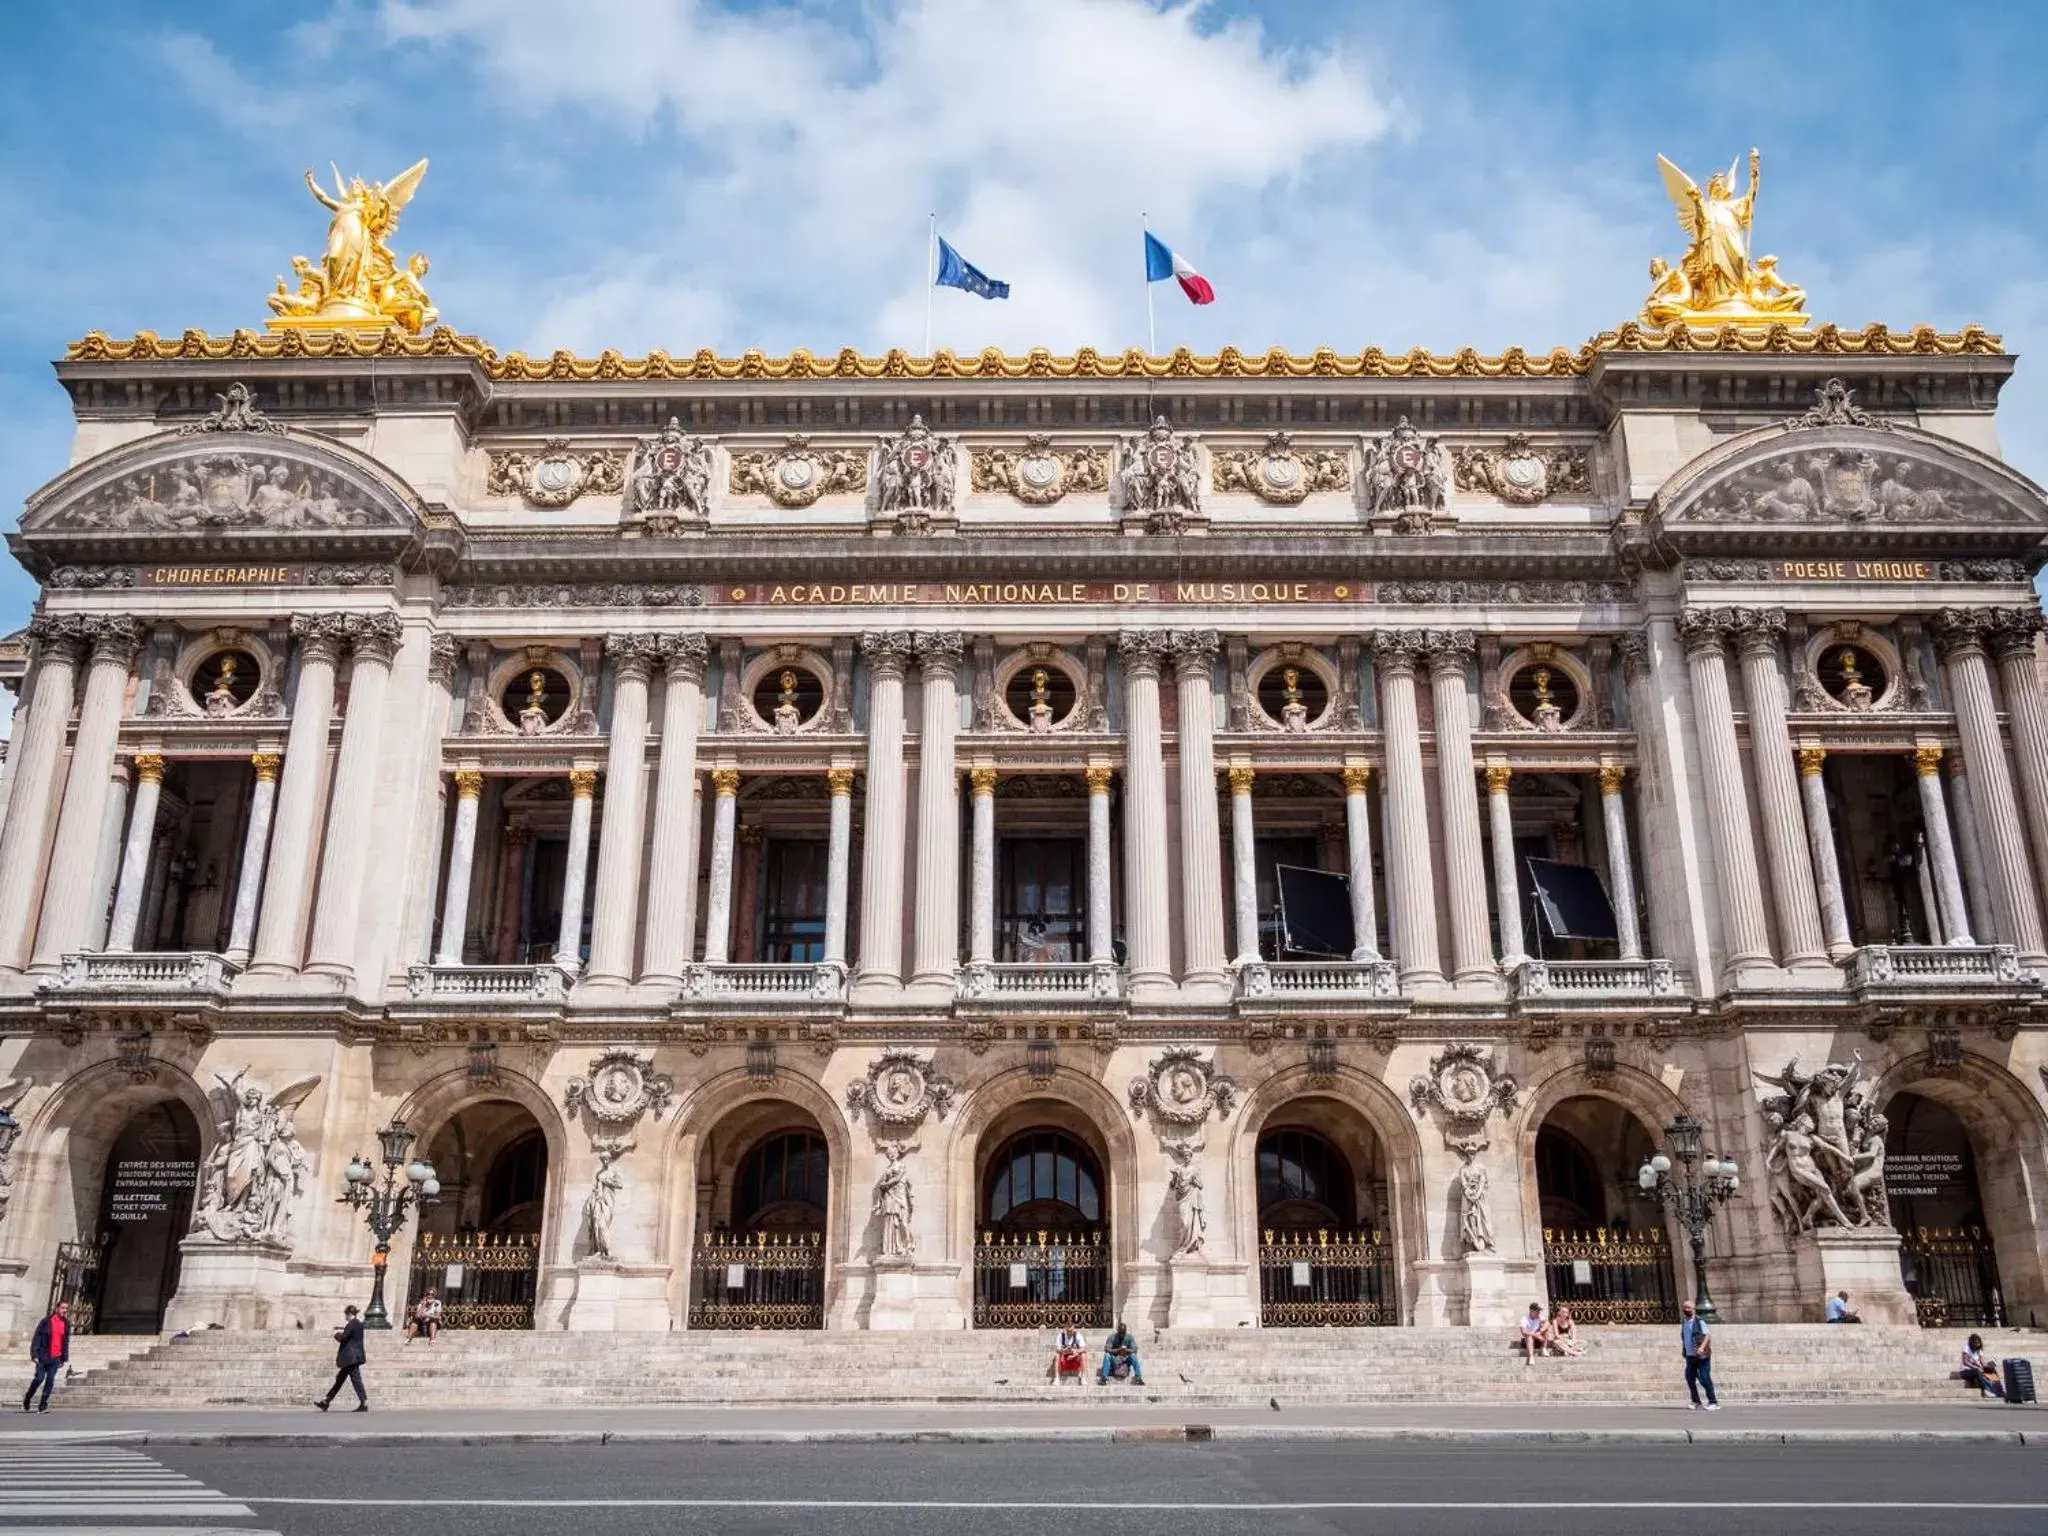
[1549, 1303, 1584, 1358]
[1050, 1325, 1087, 1383]
[1824, 1290, 1862, 1323]
[1959, 1335, 2004, 1399]
[1520, 1302, 1550, 1365]
[1098, 1320, 1145, 1386]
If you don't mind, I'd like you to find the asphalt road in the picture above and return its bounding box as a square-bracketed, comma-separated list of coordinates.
[110, 1439, 2048, 1536]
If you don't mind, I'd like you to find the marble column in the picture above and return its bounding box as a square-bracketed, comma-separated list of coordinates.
[1946, 756, 1999, 945]
[700, 769, 741, 965]
[1934, 609, 2045, 958]
[823, 766, 855, 970]
[250, 615, 345, 976]
[305, 615, 403, 980]
[1117, 633, 1175, 993]
[967, 767, 998, 966]
[1227, 765, 1259, 964]
[30, 619, 142, 969]
[640, 634, 709, 983]
[1732, 609, 1827, 966]
[0, 618, 85, 970]
[434, 770, 484, 967]
[1425, 630, 1492, 983]
[1913, 745, 1975, 947]
[1373, 631, 1441, 986]
[86, 761, 133, 952]
[224, 751, 281, 963]
[494, 826, 531, 963]
[105, 753, 165, 953]
[555, 767, 597, 972]
[1794, 748, 1855, 959]
[582, 636, 654, 985]
[1988, 609, 2048, 923]
[1085, 764, 1116, 965]
[1341, 764, 1381, 960]
[910, 632, 965, 989]
[1483, 764, 1524, 966]
[1676, 609, 1773, 971]
[854, 631, 912, 995]
[1599, 764, 1645, 962]
[1170, 631, 1229, 987]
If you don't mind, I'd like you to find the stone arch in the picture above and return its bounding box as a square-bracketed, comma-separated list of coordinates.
[1874, 1052, 2048, 1318]
[1228, 1061, 1426, 1319]
[391, 1065, 571, 1267]
[1512, 1060, 1693, 1258]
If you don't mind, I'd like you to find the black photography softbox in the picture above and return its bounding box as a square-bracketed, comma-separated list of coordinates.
[1275, 865, 1355, 958]
[1524, 858, 1619, 944]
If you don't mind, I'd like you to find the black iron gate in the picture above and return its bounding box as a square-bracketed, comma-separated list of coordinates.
[973, 1229, 1111, 1328]
[1542, 1227, 1679, 1323]
[688, 1231, 826, 1329]
[1901, 1226, 2004, 1328]
[1258, 1229, 1399, 1326]
[405, 1232, 539, 1329]
[45, 1239, 104, 1333]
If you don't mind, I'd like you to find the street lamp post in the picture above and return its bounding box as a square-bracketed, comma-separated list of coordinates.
[337, 1118, 440, 1330]
[1637, 1111, 1741, 1321]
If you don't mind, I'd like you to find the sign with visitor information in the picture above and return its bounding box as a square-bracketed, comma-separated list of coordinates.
[1573, 1259, 1594, 1285]
[442, 1264, 465, 1289]
[1291, 1261, 1312, 1289]
[1883, 1151, 1968, 1199]
[1009, 1262, 1029, 1290]
[725, 1263, 747, 1290]
[107, 1159, 196, 1223]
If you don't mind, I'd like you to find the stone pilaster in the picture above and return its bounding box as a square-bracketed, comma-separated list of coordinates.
[701, 768, 741, 965]
[1117, 632, 1174, 996]
[1483, 763, 1524, 966]
[31, 618, 142, 969]
[1171, 630, 1229, 989]
[1598, 763, 1644, 961]
[1793, 748, 1854, 959]
[823, 765, 856, 970]
[1424, 629, 1492, 983]
[1988, 608, 2048, 925]
[555, 766, 598, 972]
[1085, 764, 1116, 965]
[853, 630, 912, 999]
[249, 615, 344, 974]
[105, 753, 165, 953]
[435, 770, 485, 966]
[0, 618, 85, 970]
[641, 634, 708, 983]
[1731, 608, 1827, 967]
[224, 752, 281, 963]
[304, 614, 403, 980]
[1935, 609, 2045, 959]
[968, 766, 997, 966]
[1341, 763, 1380, 960]
[585, 635, 657, 986]
[1676, 608, 1773, 973]
[910, 632, 964, 990]
[1373, 630, 1441, 985]
[1227, 765, 1259, 964]
[1912, 745, 1974, 946]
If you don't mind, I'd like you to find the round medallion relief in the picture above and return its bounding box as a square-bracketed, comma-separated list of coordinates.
[534, 457, 578, 495]
[1020, 456, 1060, 490]
[777, 457, 817, 491]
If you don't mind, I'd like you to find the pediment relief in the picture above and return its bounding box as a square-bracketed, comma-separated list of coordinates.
[22, 429, 424, 541]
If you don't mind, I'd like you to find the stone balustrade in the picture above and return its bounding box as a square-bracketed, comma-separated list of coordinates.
[958, 961, 1122, 1002]
[1846, 944, 2031, 993]
[405, 963, 569, 1003]
[1236, 959, 1400, 1000]
[1512, 958, 1680, 1001]
[46, 951, 241, 995]
[685, 962, 846, 1001]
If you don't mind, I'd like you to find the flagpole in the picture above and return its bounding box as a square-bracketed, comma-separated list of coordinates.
[923, 214, 936, 356]
[1142, 212, 1156, 356]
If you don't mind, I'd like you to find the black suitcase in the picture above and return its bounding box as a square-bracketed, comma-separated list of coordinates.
[1999, 1358, 2035, 1404]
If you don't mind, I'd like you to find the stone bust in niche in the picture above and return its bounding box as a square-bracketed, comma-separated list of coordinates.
[204, 655, 242, 717]
[1530, 668, 1565, 732]
[1027, 668, 1054, 734]
[1280, 667, 1310, 733]
[773, 669, 804, 735]
[518, 670, 551, 735]
[1837, 649, 1874, 711]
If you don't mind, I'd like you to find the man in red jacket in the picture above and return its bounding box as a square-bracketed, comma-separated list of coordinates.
[22, 1300, 71, 1413]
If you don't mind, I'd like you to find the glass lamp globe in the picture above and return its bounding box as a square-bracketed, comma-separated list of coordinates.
[1638, 1163, 1657, 1190]
[345, 1157, 371, 1185]
[1651, 1153, 1672, 1175]
[406, 1160, 432, 1186]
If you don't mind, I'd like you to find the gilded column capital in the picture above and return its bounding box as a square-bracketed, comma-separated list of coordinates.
[912, 630, 965, 679]
[859, 629, 915, 679]
[1421, 628, 1475, 673]
[1482, 763, 1512, 794]
[1796, 746, 1826, 778]
[1730, 605, 1788, 658]
[427, 633, 461, 688]
[1599, 761, 1628, 794]
[1341, 764, 1372, 795]
[131, 751, 166, 785]
[827, 766, 856, 796]
[344, 612, 404, 665]
[661, 632, 710, 683]
[1932, 606, 1994, 661]
[1676, 607, 1732, 659]
[1987, 606, 2046, 662]
[1116, 629, 1170, 679]
[1370, 629, 1424, 675]
[1168, 628, 1220, 678]
[250, 751, 283, 783]
[710, 767, 741, 797]
[453, 768, 485, 799]
[1084, 764, 1115, 794]
[568, 767, 599, 799]
[968, 766, 999, 795]
[87, 616, 145, 668]
[1913, 744, 1944, 777]
[1226, 765, 1256, 795]
[1616, 629, 1651, 683]
[604, 632, 660, 682]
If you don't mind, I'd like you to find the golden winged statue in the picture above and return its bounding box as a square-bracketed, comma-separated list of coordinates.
[1643, 148, 1807, 328]
[266, 159, 438, 334]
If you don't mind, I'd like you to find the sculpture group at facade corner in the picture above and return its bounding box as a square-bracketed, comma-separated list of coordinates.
[193, 1068, 320, 1246]
[1755, 1056, 1891, 1235]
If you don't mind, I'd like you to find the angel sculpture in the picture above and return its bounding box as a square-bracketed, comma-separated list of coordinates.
[0, 1077, 27, 1228]
[1644, 149, 1807, 327]
[194, 1068, 322, 1245]
[267, 160, 439, 333]
[873, 1142, 917, 1260]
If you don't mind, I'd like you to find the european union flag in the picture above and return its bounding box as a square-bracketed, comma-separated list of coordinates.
[934, 236, 1009, 300]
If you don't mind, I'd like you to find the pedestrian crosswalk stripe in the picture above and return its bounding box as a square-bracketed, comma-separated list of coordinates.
[0, 1441, 255, 1522]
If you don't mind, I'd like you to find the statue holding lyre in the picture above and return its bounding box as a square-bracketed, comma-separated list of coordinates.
[267, 160, 439, 334]
[1643, 148, 1807, 328]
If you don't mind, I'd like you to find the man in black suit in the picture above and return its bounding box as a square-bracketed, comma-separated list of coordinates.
[316, 1304, 368, 1412]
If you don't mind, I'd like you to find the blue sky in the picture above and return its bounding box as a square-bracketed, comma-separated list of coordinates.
[3, 0, 2045, 637]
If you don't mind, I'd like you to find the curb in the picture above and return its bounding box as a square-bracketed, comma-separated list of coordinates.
[1, 1426, 2038, 1448]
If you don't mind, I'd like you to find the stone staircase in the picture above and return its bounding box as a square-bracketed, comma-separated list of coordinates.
[56, 1324, 2040, 1408]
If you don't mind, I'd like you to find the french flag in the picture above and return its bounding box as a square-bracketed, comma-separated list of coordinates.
[1145, 231, 1215, 305]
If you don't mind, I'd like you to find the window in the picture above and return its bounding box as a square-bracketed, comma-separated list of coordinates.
[1256, 1127, 1355, 1228]
[982, 1129, 1102, 1230]
[734, 1130, 829, 1231]
[999, 839, 1085, 962]
[482, 1129, 548, 1234]
[761, 840, 828, 962]
[1254, 835, 1321, 959]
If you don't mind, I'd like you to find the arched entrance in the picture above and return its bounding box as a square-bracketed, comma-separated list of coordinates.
[1534, 1096, 1678, 1323]
[407, 1100, 549, 1329]
[689, 1105, 829, 1329]
[78, 1101, 201, 1334]
[1886, 1091, 2004, 1326]
[1255, 1104, 1398, 1327]
[973, 1107, 1111, 1328]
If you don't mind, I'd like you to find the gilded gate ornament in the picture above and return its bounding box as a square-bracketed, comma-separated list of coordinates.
[267, 160, 439, 334]
[1644, 149, 1808, 328]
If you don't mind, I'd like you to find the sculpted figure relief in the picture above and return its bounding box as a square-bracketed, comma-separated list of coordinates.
[582, 1138, 632, 1260]
[195, 1068, 321, 1246]
[1167, 1139, 1207, 1257]
[56, 454, 391, 533]
[1362, 418, 1448, 533]
[267, 160, 439, 333]
[1458, 1162, 1496, 1254]
[1644, 149, 1807, 326]
[1755, 1056, 1890, 1233]
[628, 419, 715, 525]
[1118, 417, 1203, 533]
[876, 416, 958, 530]
[873, 1142, 917, 1261]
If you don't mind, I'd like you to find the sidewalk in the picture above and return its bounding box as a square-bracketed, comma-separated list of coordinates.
[2, 1399, 2040, 1446]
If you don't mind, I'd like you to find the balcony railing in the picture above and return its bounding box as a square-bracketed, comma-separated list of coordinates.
[958, 961, 1122, 1001]
[405, 963, 569, 1003]
[47, 951, 241, 995]
[685, 962, 846, 1001]
[1513, 958, 1679, 1001]
[1847, 944, 2029, 991]
[1236, 959, 1399, 1000]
